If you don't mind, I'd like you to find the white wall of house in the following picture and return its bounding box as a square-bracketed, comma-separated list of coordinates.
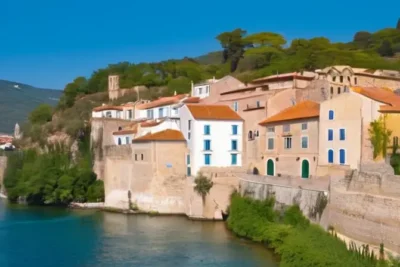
[193, 84, 210, 99]
[92, 110, 122, 119]
[135, 105, 180, 120]
[138, 119, 180, 137]
[113, 134, 133, 145]
[180, 105, 243, 176]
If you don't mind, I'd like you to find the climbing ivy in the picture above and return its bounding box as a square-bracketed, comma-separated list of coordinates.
[369, 117, 392, 159]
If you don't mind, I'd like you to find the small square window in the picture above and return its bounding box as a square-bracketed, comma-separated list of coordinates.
[283, 124, 290, 132]
[301, 123, 308, 131]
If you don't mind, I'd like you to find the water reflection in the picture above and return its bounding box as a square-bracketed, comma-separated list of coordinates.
[0, 201, 277, 267]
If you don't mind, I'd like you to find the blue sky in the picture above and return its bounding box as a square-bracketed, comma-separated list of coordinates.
[0, 0, 398, 90]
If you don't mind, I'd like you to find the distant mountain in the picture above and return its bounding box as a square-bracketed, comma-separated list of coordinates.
[0, 80, 62, 134]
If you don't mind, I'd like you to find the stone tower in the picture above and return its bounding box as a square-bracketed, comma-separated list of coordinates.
[108, 75, 120, 100]
[14, 123, 21, 140]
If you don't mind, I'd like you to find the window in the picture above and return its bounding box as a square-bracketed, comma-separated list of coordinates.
[394, 136, 399, 147]
[301, 123, 308, 131]
[328, 129, 333, 141]
[188, 132, 191, 140]
[187, 167, 191, 176]
[339, 149, 346, 165]
[256, 101, 260, 107]
[339, 129, 346, 141]
[301, 136, 308, 148]
[204, 154, 211, 165]
[128, 110, 133, 119]
[118, 138, 121, 145]
[267, 127, 275, 133]
[354, 77, 357, 85]
[248, 131, 253, 140]
[328, 110, 334, 120]
[328, 149, 334, 163]
[340, 76, 343, 83]
[106, 111, 112, 118]
[147, 109, 154, 119]
[284, 137, 292, 149]
[231, 140, 238, 151]
[232, 125, 238, 135]
[206, 86, 209, 94]
[337, 87, 341, 94]
[199, 88, 203, 95]
[330, 87, 334, 95]
[347, 76, 350, 82]
[135, 154, 138, 161]
[204, 140, 211, 151]
[159, 108, 164, 117]
[125, 137, 130, 144]
[141, 154, 144, 160]
[188, 120, 191, 131]
[332, 76, 336, 82]
[283, 124, 290, 132]
[186, 155, 190, 165]
[268, 138, 274, 150]
[233, 101, 239, 112]
[204, 125, 210, 135]
[231, 154, 238, 165]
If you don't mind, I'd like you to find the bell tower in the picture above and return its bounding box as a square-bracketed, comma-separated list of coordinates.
[108, 75, 120, 100]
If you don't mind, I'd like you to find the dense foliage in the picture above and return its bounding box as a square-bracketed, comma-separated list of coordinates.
[193, 172, 214, 201]
[4, 130, 104, 205]
[227, 193, 399, 267]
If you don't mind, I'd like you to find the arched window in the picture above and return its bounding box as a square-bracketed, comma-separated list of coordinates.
[328, 149, 334, 163]
[248, 131, 253, 140]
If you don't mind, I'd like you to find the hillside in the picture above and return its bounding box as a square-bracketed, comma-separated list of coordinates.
[0, 80, 61, 134]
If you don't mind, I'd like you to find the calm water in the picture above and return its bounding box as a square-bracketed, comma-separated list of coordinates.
[0, 200, 278, 267]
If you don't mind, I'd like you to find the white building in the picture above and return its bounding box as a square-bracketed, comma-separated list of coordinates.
[92, 105, 124, 119]
[180, 104, 244, 176]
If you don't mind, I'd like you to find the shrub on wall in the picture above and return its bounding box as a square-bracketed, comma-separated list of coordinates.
[369, 117, 392, 159]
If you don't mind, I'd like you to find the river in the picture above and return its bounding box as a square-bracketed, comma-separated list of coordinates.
[0, 200, 278, 267]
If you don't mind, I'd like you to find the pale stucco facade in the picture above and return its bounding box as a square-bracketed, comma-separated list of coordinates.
[261, 118, 319, 178]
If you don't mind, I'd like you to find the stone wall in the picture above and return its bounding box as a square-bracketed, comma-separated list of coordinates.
[0, 156, 7, 194]
[238, 174, 330, 222]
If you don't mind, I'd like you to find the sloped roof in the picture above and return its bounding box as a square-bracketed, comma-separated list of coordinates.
[351, 86, 400, 106]
[140, 120, 164, 128]
[93, 105, 124, 112]
[186, 104, 243, 121]
[133, 129, 185, 142]
[252, 72, 315, 83]
[259, 101, 320, 125]
[183, 97, 200, 103]
[136, 94, 187, 110]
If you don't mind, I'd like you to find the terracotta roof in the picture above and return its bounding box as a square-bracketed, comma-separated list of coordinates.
[93, 105, 124, 112]
[183, 97, 200, 103]
[113, 129, 137, 135]
[133, 129, 186, 142]
[351, 87, 400, 106]
[259, 101, 320, 125]
[136, 94, 187, 110]
[252, 72, 315, 83]
[140, 120, 164, 128]
[186, 104, 243, 121]
[379, 105, 400, 113]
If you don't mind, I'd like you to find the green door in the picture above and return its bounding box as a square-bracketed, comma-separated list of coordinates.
[267, 159, 274, 176]
[301, 160, 309, 178]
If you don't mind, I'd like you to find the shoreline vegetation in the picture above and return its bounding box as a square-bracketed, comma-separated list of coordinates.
[227, 192, 400, 267]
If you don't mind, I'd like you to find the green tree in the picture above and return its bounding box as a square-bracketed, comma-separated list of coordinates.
[378, 40, 394, 57]
[353, 31, 372, 48]
[194, 172, 213, 203]
[245, 32, 286, 48]
[167, 77, 191, 95]
[29, 104, 53, 124]
[216, 28, 249, 72]
[397, 18, 400, 30]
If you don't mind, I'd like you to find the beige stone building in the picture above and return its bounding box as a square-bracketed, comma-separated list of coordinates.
[259, 101, 320, 178]
[108, 75, 148, 100]
[104, 129, 188, 212]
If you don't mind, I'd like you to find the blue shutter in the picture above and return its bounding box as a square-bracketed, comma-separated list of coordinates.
[328, 129, 333, 141]
[340, 129, 345, 140]
[204, 125, 210, 135]
[328, 150, 334, 163]
[231, 154, 237, 165]
[231, 140, 237, 150]
[186, 155, 190, 165]
[329, 110, 334, 120]
[204, 154, 211, 165]
[232, 125, 238, 135]
[204, 140, 211, 151]
[340, 149, 345, 165]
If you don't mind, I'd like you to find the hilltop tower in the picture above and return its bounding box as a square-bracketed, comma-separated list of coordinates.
[108, 75, 120, 100]
[14, 123, 21, 140]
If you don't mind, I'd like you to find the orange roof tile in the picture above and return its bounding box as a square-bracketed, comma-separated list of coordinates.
[351, 87, 400, 106]
[183, 97, 200, 103]
[133, 129, 186, 142]
[379, 105, 400, 113]
[186, 104, 243, 121]
[136, 94, 187, 110]
[259, 101, 320, 125]
[93, 105, 124, 112]
[252, 72, 315, 83]
[140, 120, 164, 128]
[113, 129, 137, 135]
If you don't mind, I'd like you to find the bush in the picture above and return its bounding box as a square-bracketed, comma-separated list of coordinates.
[194, 172, 213, 201]
[29, 104, 53, 124]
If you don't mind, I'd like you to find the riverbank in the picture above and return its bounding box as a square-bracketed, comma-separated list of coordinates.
[227, 192, 400, 267]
